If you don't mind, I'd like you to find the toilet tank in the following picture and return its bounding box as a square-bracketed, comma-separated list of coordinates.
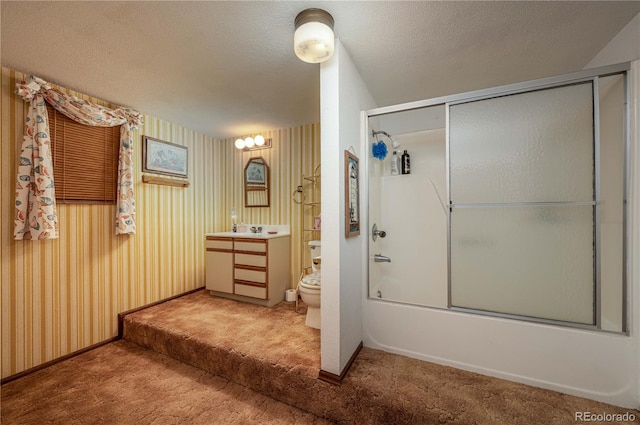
[309, 240, 321, 271]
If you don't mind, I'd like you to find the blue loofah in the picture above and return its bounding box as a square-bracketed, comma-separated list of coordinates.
[372, 141, 388, 160]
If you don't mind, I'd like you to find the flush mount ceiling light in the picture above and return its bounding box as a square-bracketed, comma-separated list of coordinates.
[294, 8, 335, 64]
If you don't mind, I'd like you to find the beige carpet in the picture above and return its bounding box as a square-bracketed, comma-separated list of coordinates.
[121, 290, 640, 424]
[3, 290, 638, 424]
[1, 340, 331, 424]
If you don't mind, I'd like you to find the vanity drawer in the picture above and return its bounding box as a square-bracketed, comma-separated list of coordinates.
[234, 240, 267, 253]
[235, 267, 266, 283]
[235, 253, 266, 268]
[235, 283, 267, 299]
[206, 237, 233, 251]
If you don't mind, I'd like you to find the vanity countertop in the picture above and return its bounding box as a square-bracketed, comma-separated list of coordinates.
[206, 231, 290, 240]
[206, 224, 290, 240]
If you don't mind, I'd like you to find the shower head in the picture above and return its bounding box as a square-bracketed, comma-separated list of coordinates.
[372, 130, 400, 149]
[390, 137, 400, 149]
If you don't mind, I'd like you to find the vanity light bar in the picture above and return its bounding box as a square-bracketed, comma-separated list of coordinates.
[235, 137, 273, 151]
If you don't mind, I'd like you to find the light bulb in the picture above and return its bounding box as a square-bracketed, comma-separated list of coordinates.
[235, 138, 245, 149]
[244, 137, 255, 148]
[254, 135, 265, 146]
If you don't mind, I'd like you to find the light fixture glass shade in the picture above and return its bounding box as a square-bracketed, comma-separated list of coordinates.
[244, 137, 255, 148]
[235, 138, 245, 149]
[254, 135, 265, 146]
[294, 9, 335, 64]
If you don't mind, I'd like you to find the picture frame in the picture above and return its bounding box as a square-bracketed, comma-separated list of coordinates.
[244, 157, 270, 208]
[344, 150, 360, 238]
[142, 136, 188, 178]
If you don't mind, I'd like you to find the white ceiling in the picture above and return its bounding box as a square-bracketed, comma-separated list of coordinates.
[1, 1, 638, 139]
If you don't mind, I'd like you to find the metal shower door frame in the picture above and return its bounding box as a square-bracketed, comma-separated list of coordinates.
[365, 62, 630, 334]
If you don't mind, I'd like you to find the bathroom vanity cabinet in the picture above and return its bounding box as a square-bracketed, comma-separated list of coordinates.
[205, 233, 290, 307]
[205, 237, 234, 294]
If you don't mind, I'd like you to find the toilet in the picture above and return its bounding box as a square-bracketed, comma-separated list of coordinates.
[298, 240, 321, 329]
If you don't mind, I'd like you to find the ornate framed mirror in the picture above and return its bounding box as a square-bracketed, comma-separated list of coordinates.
[244, 157, 270, 207]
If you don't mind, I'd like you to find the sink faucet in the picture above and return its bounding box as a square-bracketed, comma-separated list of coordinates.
[250, 226, 263, 234]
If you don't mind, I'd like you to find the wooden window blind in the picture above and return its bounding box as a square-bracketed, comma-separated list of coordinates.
[47, 104, 120, 204]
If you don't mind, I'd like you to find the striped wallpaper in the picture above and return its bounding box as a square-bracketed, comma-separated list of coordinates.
[216, 126, 321, 282]
[0, 67, 321, 379]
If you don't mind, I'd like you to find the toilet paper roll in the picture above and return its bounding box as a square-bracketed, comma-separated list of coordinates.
[285, 289, 297, 302]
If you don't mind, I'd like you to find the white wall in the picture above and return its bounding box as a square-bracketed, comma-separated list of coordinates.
[586, 13, 640, 69]
[320, 40, 376, 374]
[361, 22, 640, 407]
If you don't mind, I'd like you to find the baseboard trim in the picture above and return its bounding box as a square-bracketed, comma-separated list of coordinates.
[2, 286, 206, 386]
[318, 341, 363, 385]
[0, 336, 119, 385]
[118, 286, 205, 338]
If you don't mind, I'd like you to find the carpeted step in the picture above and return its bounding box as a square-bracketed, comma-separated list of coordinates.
[1, 340, 334, 425]
[121, 291, 444, 424]
[122, 290, 639, 425]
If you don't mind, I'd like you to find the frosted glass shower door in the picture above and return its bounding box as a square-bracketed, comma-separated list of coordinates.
[449, 82, 595, 324]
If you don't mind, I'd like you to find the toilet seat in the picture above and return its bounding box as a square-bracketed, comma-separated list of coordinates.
[299, 271, 321, 289]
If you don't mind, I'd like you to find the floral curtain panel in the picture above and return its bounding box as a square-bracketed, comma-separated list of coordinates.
[14, 76, 143, 239]
[14, 93, 57, 239]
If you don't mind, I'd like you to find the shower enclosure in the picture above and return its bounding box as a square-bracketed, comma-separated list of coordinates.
[367, 63, 630, 333]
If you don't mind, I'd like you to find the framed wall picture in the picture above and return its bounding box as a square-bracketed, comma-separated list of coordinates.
[344, 150, 360, 238]
[142, 136, 188, 178]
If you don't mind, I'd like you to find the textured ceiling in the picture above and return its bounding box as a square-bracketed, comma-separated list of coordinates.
[1, 1, 638, 139]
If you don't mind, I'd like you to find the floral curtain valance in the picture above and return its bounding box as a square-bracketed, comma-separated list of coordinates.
[14, 76, 143, 240]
